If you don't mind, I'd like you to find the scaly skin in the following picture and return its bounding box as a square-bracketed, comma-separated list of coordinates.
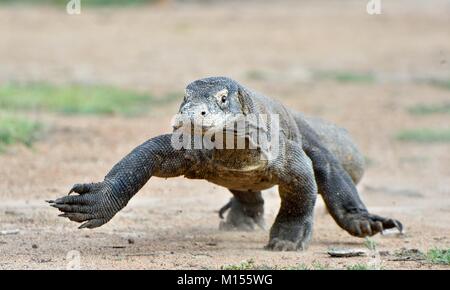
[219, 190, 265, 231]
[48, 76, 402, 251]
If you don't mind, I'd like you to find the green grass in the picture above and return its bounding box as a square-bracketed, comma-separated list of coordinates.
[408, 102, 450, 115]
[427, 248, 450, 265]
[0, 83, 178, 116]
[314, 70, 375, 84]
[364, 237, 377, 251]
[346, 263, 374, 270]
[309, 261, 330, 270]
[221, 259, 256, 270]
[0, 115, 41, 151]
[278, 262, 329, 270]
[220, 260, 331, 270]
[426, 79, 450, 91]
[395, 128, 450, 143]
[283, 264, 310, 270]
[221, 261, 385, 270]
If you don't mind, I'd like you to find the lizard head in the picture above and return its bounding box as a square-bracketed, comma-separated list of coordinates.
[172, 76, 248, 134]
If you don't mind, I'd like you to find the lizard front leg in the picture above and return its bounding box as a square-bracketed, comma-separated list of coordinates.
[266, 141, 318, 251]
[304, 144, 403, 237]
[48, 134, 190, 229]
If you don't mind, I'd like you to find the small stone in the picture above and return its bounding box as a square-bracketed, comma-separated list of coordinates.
[327, 248, 367, 257]
[32, 244, 38, 249]
[128, 238, 135, 244]
[0, 229, 20, 235]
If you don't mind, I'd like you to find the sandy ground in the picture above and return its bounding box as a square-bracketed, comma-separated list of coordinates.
[0, 0, 449, 269]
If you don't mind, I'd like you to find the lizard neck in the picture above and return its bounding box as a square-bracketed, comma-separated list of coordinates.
[212, 146, 266, 171]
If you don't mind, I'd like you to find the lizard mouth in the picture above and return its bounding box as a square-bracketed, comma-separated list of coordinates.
[172, 114, 218, 131]
[172, 123, 215, 133]
[172, 114, 248, 135]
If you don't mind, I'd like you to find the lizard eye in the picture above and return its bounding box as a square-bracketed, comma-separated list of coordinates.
[215, 89, 229, 107]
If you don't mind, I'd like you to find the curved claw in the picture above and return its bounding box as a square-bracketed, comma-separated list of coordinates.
[79, 219, 107, 229]
[69, 183, 95, 195]
[394, 220, 403, 233]
[345, 212, 404, 237]
[265, 238, 304, 251]
[48, 181, 122, 230]
[382, 219, 403, 234]
[218, 199, 232, 219]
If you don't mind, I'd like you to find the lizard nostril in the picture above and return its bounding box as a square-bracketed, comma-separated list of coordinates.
[201, 111, 206, 116]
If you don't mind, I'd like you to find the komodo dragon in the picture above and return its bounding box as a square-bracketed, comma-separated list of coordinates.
[48, 76, 402, 251]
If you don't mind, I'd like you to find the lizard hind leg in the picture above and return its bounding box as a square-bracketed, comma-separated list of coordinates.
[218, 190, 265, 231]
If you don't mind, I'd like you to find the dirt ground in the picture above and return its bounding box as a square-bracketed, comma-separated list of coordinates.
[0, 0, 449, 269]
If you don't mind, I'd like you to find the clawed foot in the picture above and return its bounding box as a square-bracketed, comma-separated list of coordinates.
[265, 220, 313, 251]
[265, 238, 302, 251]
[218, 198, 265, 231]
[343, 211, 403, 237]
[47, 182, 125, 229]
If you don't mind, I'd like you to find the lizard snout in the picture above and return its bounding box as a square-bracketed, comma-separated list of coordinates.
[179, 103, 209, 119]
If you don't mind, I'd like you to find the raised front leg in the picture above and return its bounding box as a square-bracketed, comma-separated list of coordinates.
[219, 190, 265, 231]
[48, 134, 191, 229]
[304, 144, 403, 237]
[266, 141, 318, 251]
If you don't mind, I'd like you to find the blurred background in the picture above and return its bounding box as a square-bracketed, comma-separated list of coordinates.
[0, 0, 449, 269]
